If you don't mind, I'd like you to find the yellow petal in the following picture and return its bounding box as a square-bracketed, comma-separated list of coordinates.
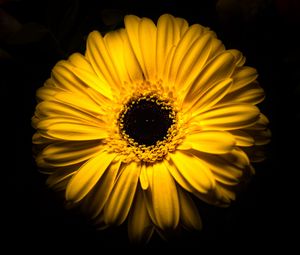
[51, 63, 87, 94]
[57, 61, 113, 100]
[177, 187, 202, 230]
[139, 163, 149, 190]
[36, 100, 105, 127]
[167, 24, 203, 85]
[65, 151, 116, 202]
[215, 182, 236, 202]
[206, 36, 225, 61]
[36, 81, 61, 101]
[194, 103, 260, 130]
[82, 161, 121, 219]
[46, 165, 78, 191]
[219, 148, 250, 169]
[230, 66, 258, 92]
[175, 33, 212, 95]
[230, 130, 254, 146]
[146, 163, 154, 188]
[186, 78, 232, 115]
[181, 131, 236, 154]
[164, 160, 194, 193]
[124, 15, 146, 78]
[193, 151, 244, 185]
[142, 164, 158, 225]
[32, 132, 51, 144]
[223, 81, 265, 105]
[175, 17, 189, 36]
[184, 51, 235, 104]
[37, 118, 108, 141]
[151, 161, 180, 229]
[156, 14, 181, 79]
[128, 188, 154, 243]
[170, 151, 215, 194]
[104, 30, 131, 84]
[227, 49, 245, 67]
[38, 140, 102, 167]
[104, 161, 140, 225]
[162, 45, 176, 91]
[68, 52, 92, 71]
[139, 17, 157, 81]
[120, 29, 144, 83]
[85, 31, 121, 92]
[244, 113, 269, 130]
[54, 91, 109, 116]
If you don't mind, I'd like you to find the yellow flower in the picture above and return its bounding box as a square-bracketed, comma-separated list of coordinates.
[32, 14, 270, 242]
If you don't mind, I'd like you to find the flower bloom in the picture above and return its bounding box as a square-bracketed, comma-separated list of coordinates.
[32, 14, 270, 242]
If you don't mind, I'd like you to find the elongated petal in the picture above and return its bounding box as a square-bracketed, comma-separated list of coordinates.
[194, 103, 260, 130]
[66, 151, 116, 202]
[36, 100, 105, 126]
[125, 15, 150, 79]
[206, 37, 225, 60]
[82, 161, 121, 218]
[32, 132, 52, 144]
[104, 161, 140, 225]
[128, 188, 154, 243]
[230, 130, 254, 146]
[222, 81, 265, 105]
[68, 52, 92, 71]
[104, 30, 131, 84]
[139, 18, 157, 81]
[175, 17, 189, 36]
[193, 151, 244, 185]
[164, 160, 194, 193]
[46, 165, 78, 190]
[170, 151, 215, 194]
[186, 78, 232, 115]
[219, 148, 250, 168]
[215, 182, 236, 202]
[167, 24, 203, 85]
[51, 63, 87, 94]
[56, 61, 113, 100]
[85, 31, 121, 92]
[156, 14, 181, 79]
[177, 187, 202, 230]
[247, 128, 271, 145]
[156, 14, 176, 65]
[139, 163, 149, 190]
[175, 33, 212, 94]
[120, 29, 144, 83]
[184, 51, 235, 104]
[37, 119, 108, 141]
[180, 131, 236, 154]
[54, 92, 108, 115]
[151, 161, 180, 229]
[36, 81, 62, 101]
[143, 167, 157, 226]
[230, 66, 258, 92]
[38, 140, 102, 167]
[244, 113, 269, 130]
[227, 49, 245, 67]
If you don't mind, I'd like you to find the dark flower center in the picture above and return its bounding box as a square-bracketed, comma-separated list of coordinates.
[120, 97, 175, 146]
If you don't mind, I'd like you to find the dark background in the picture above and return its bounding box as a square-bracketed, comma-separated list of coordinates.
[1, 0, 299, 251]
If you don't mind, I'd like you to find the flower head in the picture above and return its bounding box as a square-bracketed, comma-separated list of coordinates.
[32, 14, 270, 242]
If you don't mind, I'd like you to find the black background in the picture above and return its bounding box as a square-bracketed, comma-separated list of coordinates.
[1, 0, 299, 252]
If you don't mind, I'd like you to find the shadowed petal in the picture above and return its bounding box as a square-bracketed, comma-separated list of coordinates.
[104, 161, 140, 225]
[66, 151, 116, 202]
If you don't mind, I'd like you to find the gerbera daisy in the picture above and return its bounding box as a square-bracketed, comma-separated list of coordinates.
[32, 14, 270, 242]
